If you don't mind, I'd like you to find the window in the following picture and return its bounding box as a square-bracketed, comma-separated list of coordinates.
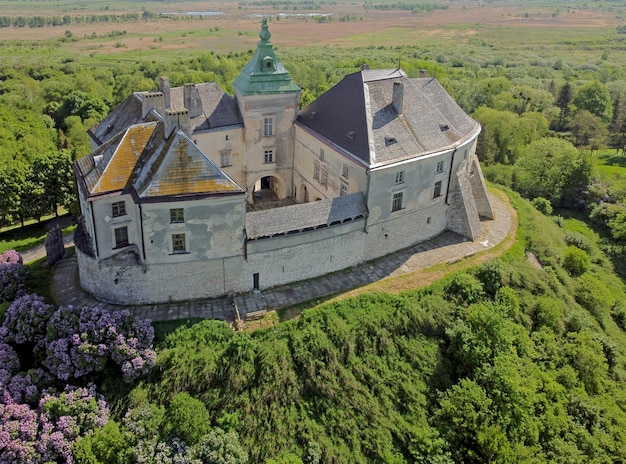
[220, 152, 230, 167]
[395, 171, 405, 184]
[436, 161, 445, 173]
[170, 208, 184, 224]
[114, 226, 129, 249]
[263, 117, 273, 136]
[320, 168, 328, 187]
[111, 201, 126, 218]
[392, 192, 403, 212]
[172, 233, 186, 254]
[434, 180, 442, 198]
[313, 162, 320, 180]
[264, 149, 274, 164]
[342, 164, 349, 179]
[340, 184, 347, 196]
[319, 148, 325, 161]
[225, 134, 229, 141]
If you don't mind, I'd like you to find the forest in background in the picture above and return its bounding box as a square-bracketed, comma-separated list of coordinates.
[2, 0, 626, 462]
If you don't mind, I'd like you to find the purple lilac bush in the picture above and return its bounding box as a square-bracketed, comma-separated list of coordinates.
[37, 384, 109, 464]
[0, 289, 157, 463]
[0, 250, 23, 265]
[0, 385, 109, 464]
[2, 293, 55, 345]
[0, 250, 27, 303]
[44, 306, 156, 381]
[1, 296, 156, 383]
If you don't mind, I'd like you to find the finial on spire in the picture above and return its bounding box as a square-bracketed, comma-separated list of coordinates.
[259, 17, 271, 42]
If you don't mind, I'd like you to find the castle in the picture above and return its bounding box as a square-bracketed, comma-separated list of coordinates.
[73, 18, 493, 305]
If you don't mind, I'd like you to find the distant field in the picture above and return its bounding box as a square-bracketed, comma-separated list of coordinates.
[0, 0, 624, 62]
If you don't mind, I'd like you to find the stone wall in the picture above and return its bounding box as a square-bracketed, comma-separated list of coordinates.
[77, 249, 244, 304]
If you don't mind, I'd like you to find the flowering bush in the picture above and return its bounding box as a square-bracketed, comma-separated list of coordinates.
[0, 250, 27, 303]
[2, 293, 55, 345]
[44, 306, 156, 381]
[0, 385, 109, 464]
[0, 292, 157, 463]
[0, 250, 23, 265]
[0, 399, 39, 463]
[37, 384, 109, 464]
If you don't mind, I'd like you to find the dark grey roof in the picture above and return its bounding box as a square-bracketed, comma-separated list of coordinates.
[297, 69, 479, 167]
[89, 82, 242, 148]
[246, 192, 366, 240]
[75, 130, 127, 194]
[193, 83, 242, 132]
[88, 94, 143, 146]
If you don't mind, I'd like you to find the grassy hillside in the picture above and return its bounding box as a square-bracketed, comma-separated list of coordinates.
[106, 189, 626, 463]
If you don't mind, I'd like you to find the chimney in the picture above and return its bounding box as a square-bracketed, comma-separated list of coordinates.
[419, 69, 428, 78]
[141, 92, 164, 118]
[164, 108, 190, 137]
[183, 83, 202, 119]
[160, 77, 171, 109]
[392, 82, 404, 115]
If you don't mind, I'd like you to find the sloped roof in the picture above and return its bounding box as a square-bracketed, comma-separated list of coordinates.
[76, 121, 244, 201]
[297, 69, 479, 168]
[233, 17, 300, 96]
[246, 192, 366, 240]
[88, 94, 144, 146]
[134, 130, 243, 199]
[76, 122, 158, 194]
[190, 83, 242, 131]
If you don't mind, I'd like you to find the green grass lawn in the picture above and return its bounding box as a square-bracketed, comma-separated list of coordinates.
[596, 150, 626, 179]
[0, 214, 75, 254]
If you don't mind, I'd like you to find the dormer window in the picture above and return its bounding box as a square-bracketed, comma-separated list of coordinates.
[262, 56, 276, 72]
[347, 131, 356, 140]
[385, 136, 397, 147]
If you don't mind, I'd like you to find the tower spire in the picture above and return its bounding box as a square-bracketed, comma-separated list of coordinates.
[232, 17, 300, 96]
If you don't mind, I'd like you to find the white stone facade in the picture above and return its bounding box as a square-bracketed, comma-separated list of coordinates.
[74, 20, 492, 305]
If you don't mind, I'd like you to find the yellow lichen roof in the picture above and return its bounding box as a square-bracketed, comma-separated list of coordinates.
[136, 130, 243, 198]
[91, 123, 157, 194]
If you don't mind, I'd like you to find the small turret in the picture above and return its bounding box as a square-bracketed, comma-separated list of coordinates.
[232, 17, 300, 96]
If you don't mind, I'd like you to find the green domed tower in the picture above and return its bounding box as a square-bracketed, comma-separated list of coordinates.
[233, 17, 301, 203]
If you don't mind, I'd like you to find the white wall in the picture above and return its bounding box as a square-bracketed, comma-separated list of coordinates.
[293, 126, 368, 202]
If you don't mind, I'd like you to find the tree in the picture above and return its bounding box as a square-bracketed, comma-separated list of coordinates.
[474, 107, 548, 165]
[0, 163, 26, 228]
[555, 82, 573, 130]
[607, 95, 626, 153]
[28, 150, 76, 217]
[569, 110, 607, 151]
[513, 137, 593, 207]
[572, 81, 613, 122]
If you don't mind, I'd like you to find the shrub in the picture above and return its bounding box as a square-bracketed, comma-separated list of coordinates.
[2, 293, 55, 345]
[444, 273, 485, 306]
[474, 260, 504, 299]
[532, 197, 553, 215]
[0, 250, 28, 303]
[44, 306, 156, 381]
[166, 392, 211, 445]
[564, 232, 592, 251]
[611, 300, 626, 330]
[561, 246, 590, 277]
[575, 274, 614, 323]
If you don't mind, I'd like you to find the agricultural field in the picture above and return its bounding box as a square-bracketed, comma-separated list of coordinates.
[0, 0, 624, 62]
